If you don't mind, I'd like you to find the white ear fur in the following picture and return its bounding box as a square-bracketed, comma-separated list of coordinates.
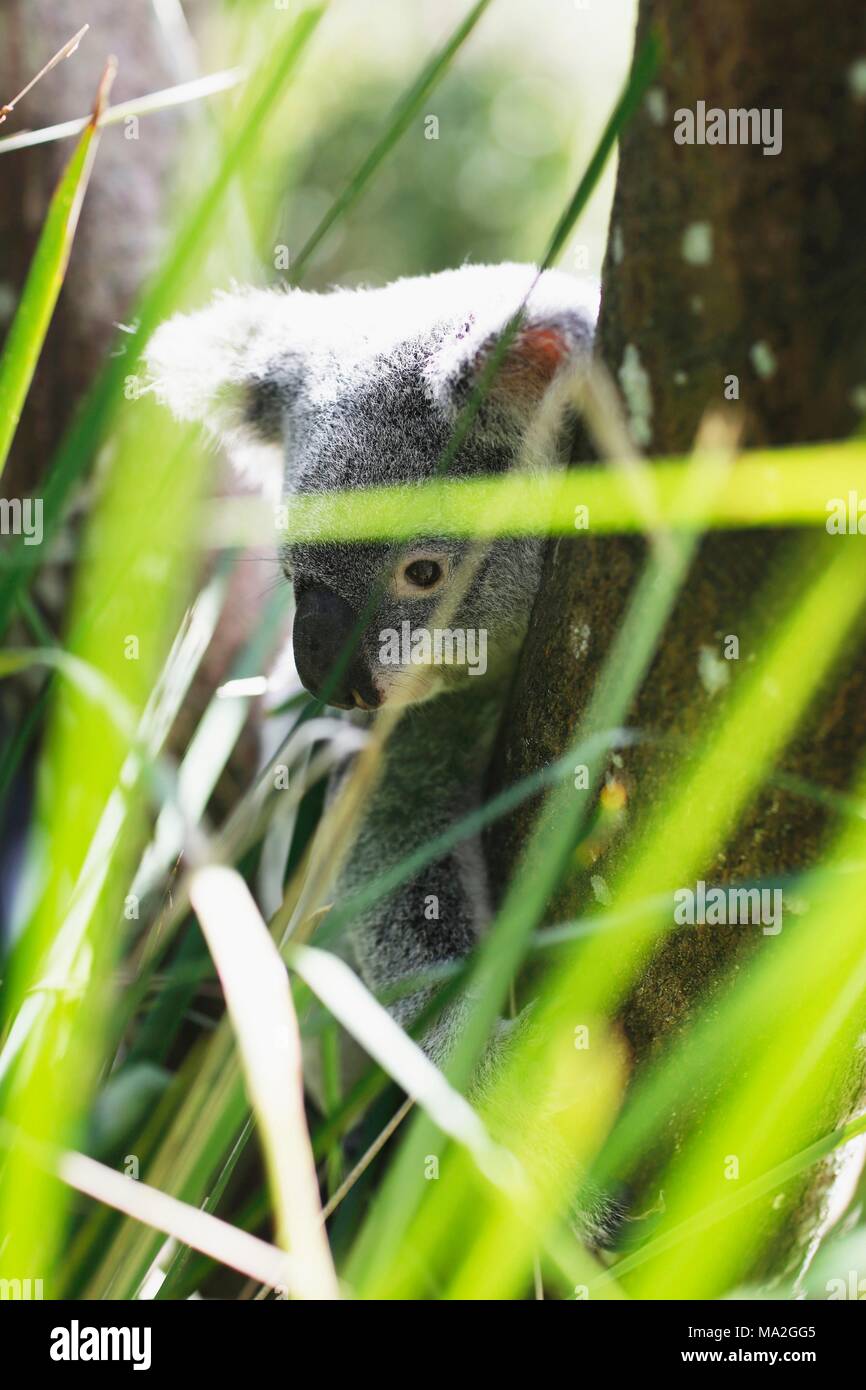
[423, 266, 599, 421]
[144, 286, 300, 489]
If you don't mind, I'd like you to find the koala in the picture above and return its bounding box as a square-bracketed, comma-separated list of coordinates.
[146, 263, 598, 1066]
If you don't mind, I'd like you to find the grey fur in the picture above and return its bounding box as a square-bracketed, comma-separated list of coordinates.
[147, 266, 608, 1211]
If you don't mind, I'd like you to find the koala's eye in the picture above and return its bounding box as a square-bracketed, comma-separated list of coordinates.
[393, 552, 449, 598]
[404, 559, 441, 589]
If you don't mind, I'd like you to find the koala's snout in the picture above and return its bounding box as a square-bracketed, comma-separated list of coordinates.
[292, 584, 380, 711]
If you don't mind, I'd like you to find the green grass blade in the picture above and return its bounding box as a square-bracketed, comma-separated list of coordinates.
[238, 440, 866, 546]
[0, 65, 112, 477]
[541, 30, 660, 270]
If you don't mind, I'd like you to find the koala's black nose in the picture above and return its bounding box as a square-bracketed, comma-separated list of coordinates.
[292, 585, 379, 710]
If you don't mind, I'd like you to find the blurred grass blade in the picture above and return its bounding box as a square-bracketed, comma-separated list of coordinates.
[58, 1148, 301, 1294]
[0, 68, 245, 156]
[83, 1021, 248, 1299]
[0, 397, 207, 1283]
[234, 440, 866, 547]
[291, 0, 494, 278]
[190, 867, 340, 1300]
[0, 648, 134, 738]
[289, 944, 515, 1189]
[613, 775, 866, 1296]
[0, 60, 114, 477]
[0, 7, 324, 635]
[0, 25, 89, 125]
[602, 1111, 866, 1292]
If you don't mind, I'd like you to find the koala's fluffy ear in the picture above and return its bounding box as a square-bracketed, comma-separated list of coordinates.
[144, 287, 303, 486]
[424, 266, 598, 424]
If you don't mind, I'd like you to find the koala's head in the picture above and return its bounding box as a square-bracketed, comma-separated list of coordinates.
[146, 263, 597, 710]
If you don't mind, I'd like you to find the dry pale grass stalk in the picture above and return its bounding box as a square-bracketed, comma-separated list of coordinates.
[189, 866, 340, 1300]
[0, 25, 90, 125]
[58, 1149, 303, 1295]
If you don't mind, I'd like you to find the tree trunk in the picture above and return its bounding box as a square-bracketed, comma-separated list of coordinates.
[489, 0, 866, 1285]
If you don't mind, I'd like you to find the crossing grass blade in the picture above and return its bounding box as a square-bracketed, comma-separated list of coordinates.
[204, 439, 866, 548]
